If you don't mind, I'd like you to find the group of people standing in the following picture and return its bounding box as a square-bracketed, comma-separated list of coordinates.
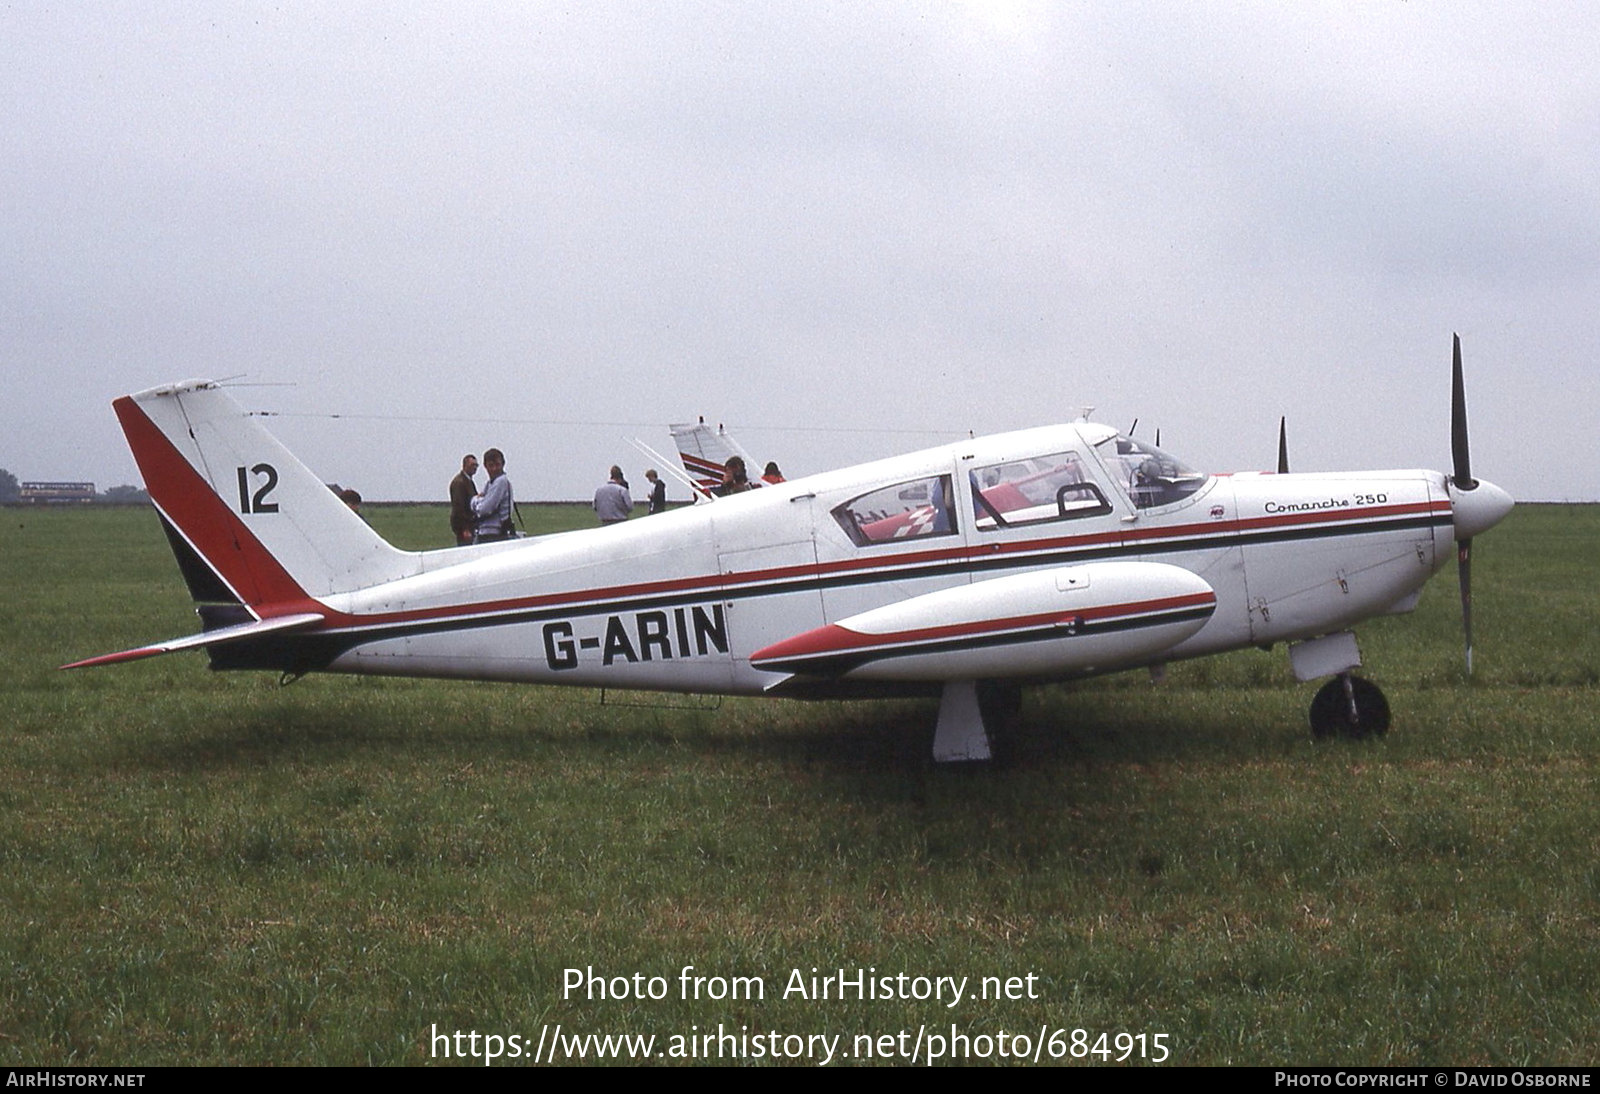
[447, 451, 785, 545]
[448, 450, 514, 545]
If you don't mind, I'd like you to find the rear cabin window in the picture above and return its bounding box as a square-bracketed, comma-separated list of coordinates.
[833, 475, 957, 547]
[969, 452, 1111, 531]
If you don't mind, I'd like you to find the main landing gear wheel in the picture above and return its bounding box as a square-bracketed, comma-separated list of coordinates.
[1309, 674, 1390, 740]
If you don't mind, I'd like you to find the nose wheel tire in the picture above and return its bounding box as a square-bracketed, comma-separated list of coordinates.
[1310, 674, 1390, 740]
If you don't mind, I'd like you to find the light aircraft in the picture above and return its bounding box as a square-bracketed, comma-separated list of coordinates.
[668, 417, 757, 498]
[66, 337, 1513, 761]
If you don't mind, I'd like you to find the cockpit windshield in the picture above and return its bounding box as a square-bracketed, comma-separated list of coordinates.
[1094, 434, 1209, 509]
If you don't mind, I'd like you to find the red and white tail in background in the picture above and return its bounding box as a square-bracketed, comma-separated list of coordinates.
[669, 418, 755, 498]
[63, 380, 421, 668]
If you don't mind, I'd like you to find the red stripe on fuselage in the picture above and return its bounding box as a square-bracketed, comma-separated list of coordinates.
[1223, 499, 1447, 538]
[115, 395, 310, 610]
[304, 497, 1446, 637]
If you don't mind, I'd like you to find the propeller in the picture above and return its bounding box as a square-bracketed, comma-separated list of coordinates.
[1443, 335, 1514, 678]
[1276, 416, 1289, 474]
[1451, 333, 1477, 675]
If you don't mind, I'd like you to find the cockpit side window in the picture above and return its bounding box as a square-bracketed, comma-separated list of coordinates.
[969, 452, 1111, 531]
[832, 474, 957, 547]
[1094, 435, 1208, 509]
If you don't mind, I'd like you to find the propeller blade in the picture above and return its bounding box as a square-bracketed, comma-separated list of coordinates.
[1451, 333, 1476, 489]
[1452, 335, 1478, 674]
[1458, 538, 1474, 675]
[1154, 428, 1161, 448]
[1277, 416, 1289, 474]
[1128, 417, 1139, 438]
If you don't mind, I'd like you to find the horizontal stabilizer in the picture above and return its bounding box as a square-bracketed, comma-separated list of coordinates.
[60, 612, 325, 670]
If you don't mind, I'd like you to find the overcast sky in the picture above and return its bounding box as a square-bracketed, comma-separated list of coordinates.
[4, 2, 1596, 504]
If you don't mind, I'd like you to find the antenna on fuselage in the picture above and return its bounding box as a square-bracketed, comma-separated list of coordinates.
[626, 436, 707, 503]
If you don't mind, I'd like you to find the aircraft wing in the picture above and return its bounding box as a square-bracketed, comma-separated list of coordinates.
[752, 562, 1216, 682]
[61, 612, 326, 669]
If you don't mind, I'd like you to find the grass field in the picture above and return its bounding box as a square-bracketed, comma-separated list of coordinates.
[1, 503, 1596, 1065]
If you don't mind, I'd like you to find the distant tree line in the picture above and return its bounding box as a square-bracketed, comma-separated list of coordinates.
[0, 469, 148, 504]
[99, 484, 150, 504]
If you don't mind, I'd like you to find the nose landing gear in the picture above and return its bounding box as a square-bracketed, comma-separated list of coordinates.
[1310, 672, 1390, 740]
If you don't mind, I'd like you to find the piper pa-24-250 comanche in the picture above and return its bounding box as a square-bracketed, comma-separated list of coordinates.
[67, 338, 1513, 761]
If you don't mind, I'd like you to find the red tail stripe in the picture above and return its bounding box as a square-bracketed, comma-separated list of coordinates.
[114, 395, 309, 608]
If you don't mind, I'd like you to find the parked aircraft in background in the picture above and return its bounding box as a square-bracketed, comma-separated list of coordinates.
[66, 338, 1512, 762]
[669, 417, 756, 499]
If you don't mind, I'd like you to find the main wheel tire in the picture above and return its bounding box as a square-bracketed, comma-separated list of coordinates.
[1309, 675, 1390, 740]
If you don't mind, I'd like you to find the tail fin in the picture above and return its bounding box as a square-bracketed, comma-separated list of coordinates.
[116, 380, 419, 607]
[669, 417, 755, 498]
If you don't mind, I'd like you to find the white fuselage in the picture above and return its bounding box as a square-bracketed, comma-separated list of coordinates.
[307, 424, 1454, 695]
